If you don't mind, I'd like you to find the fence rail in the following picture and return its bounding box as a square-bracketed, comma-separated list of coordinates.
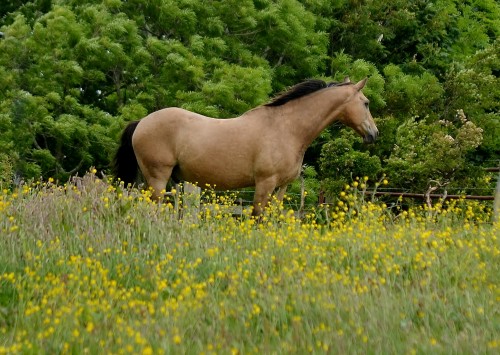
[365, 191, 494, 201]
[176, 167, 499, 220]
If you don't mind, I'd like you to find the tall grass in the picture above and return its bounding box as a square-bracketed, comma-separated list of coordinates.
[0, 172, 498, 354]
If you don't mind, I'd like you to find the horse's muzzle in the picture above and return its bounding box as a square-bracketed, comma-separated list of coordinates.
[363, 130, 379, 144]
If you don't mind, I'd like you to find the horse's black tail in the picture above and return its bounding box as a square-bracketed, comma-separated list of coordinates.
[113, 120, 140, 186]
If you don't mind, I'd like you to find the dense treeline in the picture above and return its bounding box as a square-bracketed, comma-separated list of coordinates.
[0, 0, 498, 198]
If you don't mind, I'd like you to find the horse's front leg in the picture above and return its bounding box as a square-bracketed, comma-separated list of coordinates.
[276, 185, 287, 202]
[252, 178, 277, 217]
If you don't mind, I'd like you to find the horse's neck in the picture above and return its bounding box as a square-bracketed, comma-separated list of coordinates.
[276, 89, 347, 148]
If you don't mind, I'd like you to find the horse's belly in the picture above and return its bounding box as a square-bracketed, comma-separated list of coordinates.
[177, 162, 254, 190]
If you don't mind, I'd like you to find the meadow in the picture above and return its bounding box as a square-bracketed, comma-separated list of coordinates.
[0, 172, 498, 354]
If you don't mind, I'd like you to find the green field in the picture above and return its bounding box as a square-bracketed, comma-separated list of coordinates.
[0, 173, 498, 354]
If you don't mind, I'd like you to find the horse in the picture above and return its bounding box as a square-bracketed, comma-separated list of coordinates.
[113, 77, 378, 216]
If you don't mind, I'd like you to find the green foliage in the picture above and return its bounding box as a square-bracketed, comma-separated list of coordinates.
[383, 64, 444, 117]
[319, 130, 382, 197]
[330, 51, 386, 111]
[199, 64, 272, 117]
[328, 0, 499, 76]
[288, 165, 321, 208]
[443, 39, 500, 163]
[0, 0, 498, 196]
[0, 153, 14, 184]
[386, 113, 484, 191]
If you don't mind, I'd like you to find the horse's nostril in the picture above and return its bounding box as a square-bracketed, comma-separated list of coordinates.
[363, 132, 378, 144]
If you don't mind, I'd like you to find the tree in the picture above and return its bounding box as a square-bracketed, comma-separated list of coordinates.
[0, 0, 498, 198]
[0, 5, 133, 180]
[328, 0, 499, 77]
[319, 130, 382, 197]
[0, 0, 330, 181]
[443, 39, 500, 165]
[385, 112, 484, 193]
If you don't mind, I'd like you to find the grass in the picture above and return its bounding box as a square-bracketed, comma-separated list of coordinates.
[0, 172, 498, 354]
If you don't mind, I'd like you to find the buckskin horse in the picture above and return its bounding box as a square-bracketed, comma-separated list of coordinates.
[113, 77, 378, 216]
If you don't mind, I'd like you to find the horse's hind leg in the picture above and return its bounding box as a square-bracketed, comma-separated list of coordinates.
[148, 176, 170, 200]
[139, 162, 174, 201]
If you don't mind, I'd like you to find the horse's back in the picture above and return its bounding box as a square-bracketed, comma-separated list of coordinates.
[136, 107, 204, 132]
[133, 107, 208, 148]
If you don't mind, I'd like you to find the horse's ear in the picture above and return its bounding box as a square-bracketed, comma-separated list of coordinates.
[354, 77, 368, 91]
[343, 76, 351, 84]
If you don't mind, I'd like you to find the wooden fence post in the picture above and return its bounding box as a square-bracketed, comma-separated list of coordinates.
[299, 175, 305, 218]
[183, 182, 201, 220]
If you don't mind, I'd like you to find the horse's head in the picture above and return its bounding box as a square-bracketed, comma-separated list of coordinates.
[339, 77, 378, 143]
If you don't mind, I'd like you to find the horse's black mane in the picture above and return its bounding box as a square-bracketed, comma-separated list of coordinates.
[265, 79, 351, 107]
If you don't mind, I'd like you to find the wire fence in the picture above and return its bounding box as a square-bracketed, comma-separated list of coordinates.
[175, 161, 500, 220]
